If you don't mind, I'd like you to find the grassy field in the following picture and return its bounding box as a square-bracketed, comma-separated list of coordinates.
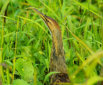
[0, 0, 103, 85]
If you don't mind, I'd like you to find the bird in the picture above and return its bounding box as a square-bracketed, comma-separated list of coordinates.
[28, 7, 70, 85]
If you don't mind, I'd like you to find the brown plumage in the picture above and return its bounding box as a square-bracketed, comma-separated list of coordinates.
[29, 7, 70, 85]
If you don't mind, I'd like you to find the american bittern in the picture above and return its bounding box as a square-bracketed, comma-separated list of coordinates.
[29, 8, 70, 85]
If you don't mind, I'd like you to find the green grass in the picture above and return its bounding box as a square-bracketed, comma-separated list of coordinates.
[0, 0, 103, 85]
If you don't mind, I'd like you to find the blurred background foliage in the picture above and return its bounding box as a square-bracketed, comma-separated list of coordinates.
[0, 0, 103, 85]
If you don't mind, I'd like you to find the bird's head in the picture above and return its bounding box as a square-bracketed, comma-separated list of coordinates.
[28, 7, 61, 34]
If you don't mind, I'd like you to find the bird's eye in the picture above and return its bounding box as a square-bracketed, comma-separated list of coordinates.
[46, 18, 49, 22]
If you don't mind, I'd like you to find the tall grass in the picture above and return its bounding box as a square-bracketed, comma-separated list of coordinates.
[0, 0, 103, 85]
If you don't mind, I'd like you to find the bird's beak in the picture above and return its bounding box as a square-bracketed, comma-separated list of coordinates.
[27, 7, 47, 22]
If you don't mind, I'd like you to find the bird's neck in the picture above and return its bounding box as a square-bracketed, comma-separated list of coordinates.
[51, 29, 64, 56]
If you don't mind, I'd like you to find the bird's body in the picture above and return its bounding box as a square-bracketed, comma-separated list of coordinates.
[46, 17, 67, 73]
[29, 7, 70, 85]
